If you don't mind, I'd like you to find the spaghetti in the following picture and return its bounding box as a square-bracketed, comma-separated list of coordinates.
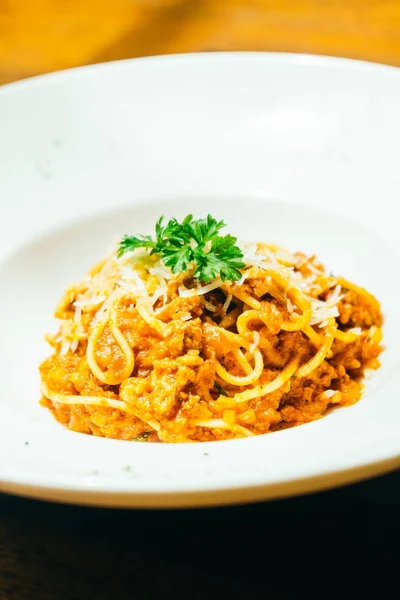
[39, 219, 383, 443]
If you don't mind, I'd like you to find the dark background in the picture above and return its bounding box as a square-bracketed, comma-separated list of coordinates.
[1, 469, 398, 599]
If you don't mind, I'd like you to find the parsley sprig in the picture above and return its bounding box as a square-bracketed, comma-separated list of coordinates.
[117, 214, 245, 283]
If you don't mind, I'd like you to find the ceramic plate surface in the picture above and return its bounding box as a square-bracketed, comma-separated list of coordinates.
[0, 52, 399, 507]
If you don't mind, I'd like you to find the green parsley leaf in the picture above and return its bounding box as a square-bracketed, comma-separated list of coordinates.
[162, 245, 193, 273]
[117, 214, 246, 283]
[117, 234, 155, 258]
[193, 234, 245, 282]
[214, 381, 228, 396]
[188, 214, 225, 245]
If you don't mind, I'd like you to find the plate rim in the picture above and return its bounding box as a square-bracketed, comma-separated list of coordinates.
[1, 456, 399, 509]
[1, 50, 399, 507]
[1, 50, 400, 98]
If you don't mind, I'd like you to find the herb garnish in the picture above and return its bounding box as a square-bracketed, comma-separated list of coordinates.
[117, 214, 245, 283]
[133, 431, 151, 442]
[214, 381, 228, 396]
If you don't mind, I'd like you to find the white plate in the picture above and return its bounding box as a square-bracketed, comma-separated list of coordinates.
[0, 52, 399, 508]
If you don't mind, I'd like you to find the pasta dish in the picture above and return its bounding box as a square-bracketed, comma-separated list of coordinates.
[40, 214, 383, 442]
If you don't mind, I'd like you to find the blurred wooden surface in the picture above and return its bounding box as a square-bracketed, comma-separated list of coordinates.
[0, 0, 400, 85]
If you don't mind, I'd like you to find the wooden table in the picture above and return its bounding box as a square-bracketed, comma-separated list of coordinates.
[1, 0, 400, 85]
[0, 1, 399, 597]
[0, 470, 399, 599]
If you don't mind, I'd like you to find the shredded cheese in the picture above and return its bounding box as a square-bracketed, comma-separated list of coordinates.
[202, 298, 217, 312]
[57, 236, 345, 355]
[222, 293, 233, 315]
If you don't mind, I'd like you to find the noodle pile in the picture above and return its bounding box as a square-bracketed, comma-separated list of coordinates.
[39, 237, 383, 442]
